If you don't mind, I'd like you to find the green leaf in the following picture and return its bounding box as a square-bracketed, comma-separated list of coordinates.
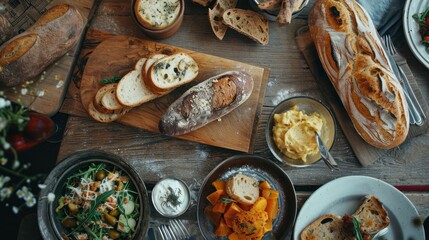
[352, 217, 363, 240]
[220, 197, 236, 204]
[101, 76, 121, 84]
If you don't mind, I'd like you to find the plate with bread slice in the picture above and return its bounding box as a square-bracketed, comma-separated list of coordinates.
[197, 155, 297, 240]
[293, 176, 425, 240]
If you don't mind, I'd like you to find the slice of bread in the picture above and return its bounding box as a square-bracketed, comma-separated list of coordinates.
[142, 53, 168, 94]
[226, 173, 259, 205]
[258, 0, 282, 10]
[192, 0, 213, 7]
[352, 195, 390, 235]
[222, 8, 269, 45]
[208, 0, 238, 40]
[87, 101, 129, 123]
[300, 214, 355, 240]
[101, 86, 123, 111]
[93, 83, 124, 114]
[147, 52, 199, 94]
[116, 57, 159, 107]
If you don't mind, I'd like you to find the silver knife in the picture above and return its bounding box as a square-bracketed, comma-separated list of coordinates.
[315, 132, 339, 171]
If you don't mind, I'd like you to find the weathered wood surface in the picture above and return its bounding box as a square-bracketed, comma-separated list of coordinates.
[57, 0, 429, 237]
[0, 0, 95, 116]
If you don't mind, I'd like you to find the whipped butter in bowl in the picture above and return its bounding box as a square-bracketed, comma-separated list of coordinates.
[151, 178, 190, 217]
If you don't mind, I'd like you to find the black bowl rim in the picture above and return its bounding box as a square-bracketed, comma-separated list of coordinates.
[37, 150, 150, 240]
[196, 154, 297, 240]
[265, 95, 337, 167]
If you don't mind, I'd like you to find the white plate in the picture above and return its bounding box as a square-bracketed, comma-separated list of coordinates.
[404, 0, 429, 69]
[293, 176, 425, 240]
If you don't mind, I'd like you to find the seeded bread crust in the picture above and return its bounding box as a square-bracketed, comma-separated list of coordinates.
[222, 8, 269, 45]
[208, 0, 238, 40]
[0, 3, 84, 87]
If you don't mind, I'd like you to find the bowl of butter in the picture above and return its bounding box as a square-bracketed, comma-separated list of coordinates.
[266, 96, 336, 167]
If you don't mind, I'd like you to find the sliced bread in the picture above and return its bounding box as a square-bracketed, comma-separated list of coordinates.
[101, 86, 123, 111]
[225, 173, 259, 205]
[208, 0, 238, 40]
[142, 53, 169, 94]
[116, 57, 159, 107]
[258, 0, 282, 10]
[300, 214, 355, 240]
[222, 8, 269, 45]
[147, 52, 199, 94]
[87, 101, 129, 123]
[192, 0, 213, 7]
[93, 83, 124, 114]
[352, 195, 390, 235]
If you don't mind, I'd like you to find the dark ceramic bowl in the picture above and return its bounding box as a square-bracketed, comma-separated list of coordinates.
[197, 155, 297, 240]
[131, 0, 185, 39]
[249, 0, 309, 21]
[38, 151, 150, 239]
[266, 96, 337, 167]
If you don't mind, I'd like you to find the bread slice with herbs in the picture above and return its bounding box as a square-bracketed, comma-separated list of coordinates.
[225, 173, 259, 205]
[142, 53, 169, 94]
[300, 214, 355, 240]
[116, 57, 159, 107]
[222, 8, 269, 45]
[352, 195, 390, 235]
[208, 0, 238, 40]
[147, 52, 199, 94]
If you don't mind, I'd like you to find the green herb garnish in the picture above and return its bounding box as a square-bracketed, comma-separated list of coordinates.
[412, 6, 429, 50]
[160, 186, 182, 208]
[101, 76, 121, 84]
[352, 217, 363, 240]
[220, 197, 236, 204]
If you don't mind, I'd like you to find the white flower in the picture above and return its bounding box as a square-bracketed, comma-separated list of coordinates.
[0, 175, 11, 188]
[12, 206, 19, 214]
[25, 197, 36, 207]
[12, 159, 20, 169]
[0, 157, 7, 165]
[47, 192, 55, 202]
[0, 98, 6, 108]
[0, 187, 12, 201]
[2, 141, 10, 150]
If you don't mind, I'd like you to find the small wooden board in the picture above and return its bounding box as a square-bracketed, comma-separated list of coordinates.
[0, 0, 95, 116]
[80, 34, 270, 153]
[296, 26, 429, 166]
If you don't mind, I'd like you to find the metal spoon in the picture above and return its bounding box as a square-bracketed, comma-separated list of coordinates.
[315, 131, 339, 171]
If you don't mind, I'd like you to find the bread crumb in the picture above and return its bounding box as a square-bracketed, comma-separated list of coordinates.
[56, 80, 64, 88]
[36, 89, 45, 97]
[217, 118, 222, 121]
[20, 88, 28, 95]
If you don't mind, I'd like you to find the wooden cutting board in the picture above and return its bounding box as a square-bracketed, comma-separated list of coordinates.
[0, 0, 96, 116]
[296, 26, 429, 166]
[80, 35, 269, 153]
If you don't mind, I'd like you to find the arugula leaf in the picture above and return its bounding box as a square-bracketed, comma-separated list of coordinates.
[352, 217, 363, 240]
[101, 76, 121, 84]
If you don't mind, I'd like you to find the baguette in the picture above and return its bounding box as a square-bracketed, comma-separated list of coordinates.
[308, 0, 409, 149]
[116, 57, 160, 107]
[225, 173, 259, 205]
[222, 8, 269, 45]
[93, 83, 125, 114]
[159, 71, 253, 136]
[147, 52, 199, 94]
[0, 4, 84, 87]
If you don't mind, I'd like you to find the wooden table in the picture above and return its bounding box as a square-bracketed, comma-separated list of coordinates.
[56, 0, 429, 238]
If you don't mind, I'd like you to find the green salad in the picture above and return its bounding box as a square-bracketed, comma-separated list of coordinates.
[413, 6, 429, 50]
[56, 163, 140, 240]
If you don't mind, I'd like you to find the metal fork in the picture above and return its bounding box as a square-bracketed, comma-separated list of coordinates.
[157, 219, 191, 240]
[382, 34, 426, 126]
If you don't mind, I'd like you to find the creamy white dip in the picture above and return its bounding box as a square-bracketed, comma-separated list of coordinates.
[152, 178, 190, 217]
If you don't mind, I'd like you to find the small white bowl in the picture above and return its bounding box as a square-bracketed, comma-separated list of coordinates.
[151, 178, 191, 218]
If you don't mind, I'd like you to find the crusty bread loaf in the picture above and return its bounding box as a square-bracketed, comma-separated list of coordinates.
[222, 8, 269, 45]
[308, 0, 409, 149]
[159, 71, 253, 135]
[226, 173, 259, 205]
[352, 195, 390, 235]
[208, 0, 238, 40]
[147, 52, 199, 94]
[300, 214, 355, 240]
[93, 83, 124, 114]
[0, 4, 84, 87]
[134, 0, 181, 30]
[116, 57, 160, 107]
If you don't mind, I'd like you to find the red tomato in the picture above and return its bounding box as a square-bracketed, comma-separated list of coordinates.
[6, 134, 26, 151]
[425, 36, 429, 42]
[426, 17, 429, 25]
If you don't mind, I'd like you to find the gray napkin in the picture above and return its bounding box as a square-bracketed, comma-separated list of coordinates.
[357, 0, 405, 36]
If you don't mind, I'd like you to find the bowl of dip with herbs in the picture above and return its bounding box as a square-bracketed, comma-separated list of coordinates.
[151, 178, 190, 218]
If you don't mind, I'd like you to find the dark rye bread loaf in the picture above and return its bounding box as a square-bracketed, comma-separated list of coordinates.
[308, 0, 409, 149]
[159, 71, 254, 136]
[0, 4, 84, 87]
